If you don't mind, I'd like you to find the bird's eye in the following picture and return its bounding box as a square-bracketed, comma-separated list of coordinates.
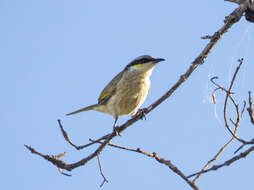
[141, 58, 148, 63]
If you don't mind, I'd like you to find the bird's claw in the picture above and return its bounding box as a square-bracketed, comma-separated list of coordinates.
[136, 108, 148, 120]
[113, 126, 121, 136]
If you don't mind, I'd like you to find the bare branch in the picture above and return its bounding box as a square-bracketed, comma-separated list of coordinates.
[191, 58, 248, 183]
[52, 152, 72, 176]
[97, 154, 108, 187]
[152, 153, 200, 190]
[148, 3, 246, 112]
[234, 144, 245, 154]
[25, 4, 248, 188]
[192, 138, 235, 183]
[247, 91, 254, 125]
[89, 140, 200, 190]
[25, 130, 115, 172]
[241, 100, 247, 117]
[89, 139, 142, 153]
[24, 144, 72, 176]
[188, 145, 254, 178]
[223, 59, 246, 142]
[211, 87, 221, 104]
[58, 120, 82, 150]
[211, 59, 246, 143]
[58, 119, 111, 150]
[201, 35, 212, 39]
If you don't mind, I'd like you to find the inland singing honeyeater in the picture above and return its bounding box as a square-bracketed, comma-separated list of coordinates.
[66, 55, 165, 134]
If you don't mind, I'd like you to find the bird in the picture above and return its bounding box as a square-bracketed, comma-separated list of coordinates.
[66, 55, 165, 135]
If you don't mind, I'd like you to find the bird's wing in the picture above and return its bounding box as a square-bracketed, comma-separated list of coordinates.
[98, 70, 124, 104]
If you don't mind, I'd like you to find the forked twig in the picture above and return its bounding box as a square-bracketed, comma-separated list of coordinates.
[97, 154, 108, 187]
[234, 91, 254, 153]
[58, 120, 110, 150]
[187, 145, 254, 178]
[210, 59, 246, 143]
[191, 58, 247, 183]
[90, 140, 200, 190]
[24, 144, 71, 176]
[210, 60, 254, 155]
[91, 139, 254, 189]
[192, 138, 234, 183]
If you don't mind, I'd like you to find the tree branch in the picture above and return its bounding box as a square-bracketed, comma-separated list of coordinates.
[25, 3, 248, 188]
[187, 145, 254, 178]
[89, 140, 200, 190]
[210, 59, 246, 143]
[247, 91, 254, 125]
[58, 119, 111, 150]
[192, 138, 234, 183]
[97, 154, 108, 187]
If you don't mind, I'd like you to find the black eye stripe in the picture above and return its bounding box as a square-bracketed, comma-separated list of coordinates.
[125, 56, 155, 68]
[131, 58, 152, 65]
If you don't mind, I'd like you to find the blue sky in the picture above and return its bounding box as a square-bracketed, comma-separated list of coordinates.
[2, 1, 254, 190]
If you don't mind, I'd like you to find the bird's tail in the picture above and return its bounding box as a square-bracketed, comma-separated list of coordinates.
[66, 104, 98, 116]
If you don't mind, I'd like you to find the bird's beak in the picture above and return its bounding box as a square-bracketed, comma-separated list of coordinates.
[153, 58, 165, 63]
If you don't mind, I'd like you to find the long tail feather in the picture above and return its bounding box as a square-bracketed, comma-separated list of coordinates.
[66, 104, 98, 116]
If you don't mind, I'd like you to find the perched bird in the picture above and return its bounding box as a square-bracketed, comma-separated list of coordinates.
[66, 55, 165, 134]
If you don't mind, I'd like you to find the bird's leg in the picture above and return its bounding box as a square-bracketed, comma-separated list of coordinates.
[113, 116, 121, 136]
[134, 108, 148, 120]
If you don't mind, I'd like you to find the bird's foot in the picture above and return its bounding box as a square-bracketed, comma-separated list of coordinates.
[135, 108, 148, 120]
[113, 126, 121, 136]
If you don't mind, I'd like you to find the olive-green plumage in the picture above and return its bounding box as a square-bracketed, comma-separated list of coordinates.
[66, 55, 165, 133]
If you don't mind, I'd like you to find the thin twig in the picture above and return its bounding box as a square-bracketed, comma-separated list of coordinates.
[247, 91, 254, 125]
[192, 92, 242, 183]
[211, 59, 246, 143]
[58, 120, 82, 150]
[223, 59, 246, 142]
[58, 119, 111, 150]
[145, 5, 247, 114]
[241, 100, 246, 117]
[97, 154, 108, 187]
[90, 140, 199, 190]
[187, 145, 254, 178]
[211, 87, 221, 104]
[192, 59, 247, 183]
[90, 139, 142, 153]
[232, 91, 254, 153]
[99, 139, 254, 186]
[192, 138, 234, 183]
[234, 144, 245, 154]
[24, 144, 72, 176]
[201, 35, 212, 39]
[53, 152, 71, 176]
[152, 152, 200, 190]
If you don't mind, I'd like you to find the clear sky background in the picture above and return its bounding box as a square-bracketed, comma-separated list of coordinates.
[2, 1, 254, 190]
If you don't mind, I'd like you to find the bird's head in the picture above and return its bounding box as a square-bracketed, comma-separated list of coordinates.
[126, 55, 165, 72]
